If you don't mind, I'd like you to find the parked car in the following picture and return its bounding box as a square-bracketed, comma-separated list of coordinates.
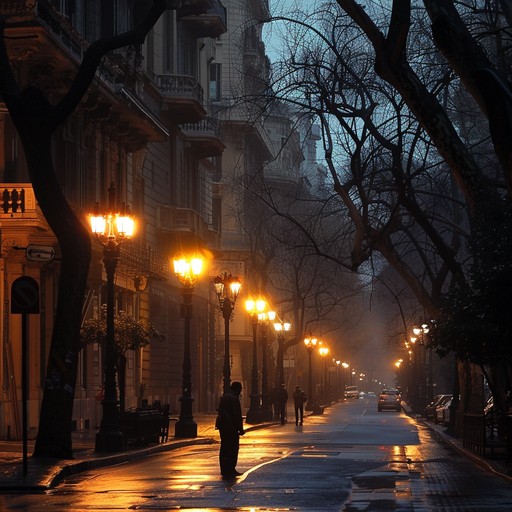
[434, 394, 453, 424]
[484, 396, 499, 436]
[378, 389, 402, 412]
[425, 394, 451, 420]
[439, 396, 453, 426]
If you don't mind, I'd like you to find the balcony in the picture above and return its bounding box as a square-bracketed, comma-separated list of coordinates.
[181, 116, 225, 158]
[120, 241, 169, 281]
[0, 184, 55, 252]
[157, 205, 220, 248]
[178, 0, 214, 17]
[180, 0, 227, 39]
[0, 1, 33, 16]
[151, 74, 206, 125]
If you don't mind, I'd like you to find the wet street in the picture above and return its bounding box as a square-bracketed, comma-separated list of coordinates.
[1, 398, 512, 511]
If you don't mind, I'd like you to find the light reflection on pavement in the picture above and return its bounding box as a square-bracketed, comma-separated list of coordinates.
[1, 401, 512, 510]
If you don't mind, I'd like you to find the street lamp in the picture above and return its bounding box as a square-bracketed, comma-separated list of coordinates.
[304, 335, 322, 414]
[245, 298, 266, 424]
[213, 272, 242, 395]
[258, 310, 275, 421]
[273, 318, 291, 387]
[173, 254, 204, 438]
[341, 362, 349, 396]
[413, 323, 431, 403]
[318, 346, 330, 405]
[89, 182, 136, 452]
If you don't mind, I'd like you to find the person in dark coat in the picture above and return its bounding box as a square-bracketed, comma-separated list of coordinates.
[292, 385, 307, 426]
[216, 381, 245, 478]
[277, 383, 288, 424]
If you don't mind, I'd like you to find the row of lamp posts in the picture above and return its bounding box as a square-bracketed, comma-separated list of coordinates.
[245, 301, 291, 424]
[89, 184, 339, 449]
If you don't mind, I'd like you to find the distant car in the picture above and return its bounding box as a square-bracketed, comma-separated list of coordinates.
[425, 394, 451, 420]
[378, 389, 401, 412]
[344, 385, 359, 399]
[367, 392, 376, 398]
[434, 394, 453, 424]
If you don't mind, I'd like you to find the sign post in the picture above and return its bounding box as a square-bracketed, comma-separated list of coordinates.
[11, 276, 40, 477]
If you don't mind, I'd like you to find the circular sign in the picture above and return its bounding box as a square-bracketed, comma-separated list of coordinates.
[11, 276, 40, 314]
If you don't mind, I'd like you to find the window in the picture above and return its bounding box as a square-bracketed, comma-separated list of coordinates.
[209, 63, 222, 102]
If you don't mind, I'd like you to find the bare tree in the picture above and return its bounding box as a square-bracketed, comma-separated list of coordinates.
[259, 1, 512, 414]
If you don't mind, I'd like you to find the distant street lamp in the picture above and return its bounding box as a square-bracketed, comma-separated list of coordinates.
[89, 182, 136, 452]
[213, 272, 242, 395]
[304, 335, 322, 414]
[245, 298, 266, 424]
[259, 310, 275, 421]
[273, 318, 291, 387]
[318, 346, 330, 405]
[173, 255, 204, 438]
[413, 323, 431, 404]
[341, 362, 349, 395]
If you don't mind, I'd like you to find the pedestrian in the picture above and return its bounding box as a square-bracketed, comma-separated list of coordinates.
[216, 381, 245, 479]
[293, 385, 307, 426]
[277, 383, 288, 424]
[269, 385, 278, 420]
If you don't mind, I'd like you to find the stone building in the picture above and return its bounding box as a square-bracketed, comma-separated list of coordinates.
[0, 0, 310, 440]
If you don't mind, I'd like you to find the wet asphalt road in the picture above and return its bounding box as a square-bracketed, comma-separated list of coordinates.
[1, 398, 512, 511]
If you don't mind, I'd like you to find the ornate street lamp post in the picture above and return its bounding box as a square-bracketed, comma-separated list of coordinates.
[413, 323, 431, 405]
[259, 310, 275, 421]
[304, 335, 322, 414]
[245, 298, 266, 424]
[89, 182, 136, 452]
[173, 255, 204, 438]
[213, 272, 242, 395]
[319, 346, 330, 405]
[341, 362, 349, 397]
[273, 319, 291, 388]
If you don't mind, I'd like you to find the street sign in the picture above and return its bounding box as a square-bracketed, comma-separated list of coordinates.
[25, 244, 55, 262]
[11, 276, 40, 314]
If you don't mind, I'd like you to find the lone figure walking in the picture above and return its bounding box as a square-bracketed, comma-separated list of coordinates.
[216, 381, 245, 478]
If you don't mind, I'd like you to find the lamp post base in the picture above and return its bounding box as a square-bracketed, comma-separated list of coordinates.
[305, 402, 324, 415]
[260, 405, 273, 421]
[175, 418, 197, 438]
[95, 430, 125, 452]
[245, 407, 263, 424]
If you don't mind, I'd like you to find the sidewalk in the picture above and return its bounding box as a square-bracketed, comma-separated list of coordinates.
[0, 412, 278, 492]
[402, 402, 512, 484]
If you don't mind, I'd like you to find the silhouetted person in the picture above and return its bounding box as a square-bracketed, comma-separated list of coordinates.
[293, 385, 307, 426]
[216, 381, 245, 478]
[277, 383, 288, 424]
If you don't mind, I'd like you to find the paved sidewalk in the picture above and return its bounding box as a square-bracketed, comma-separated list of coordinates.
[0, 412, 278, 492]
[402, 402, 512, 484]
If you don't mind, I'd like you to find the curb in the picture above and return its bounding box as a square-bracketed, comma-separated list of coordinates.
[0, 420, 279, 492]
[416, 417, 512, 484]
